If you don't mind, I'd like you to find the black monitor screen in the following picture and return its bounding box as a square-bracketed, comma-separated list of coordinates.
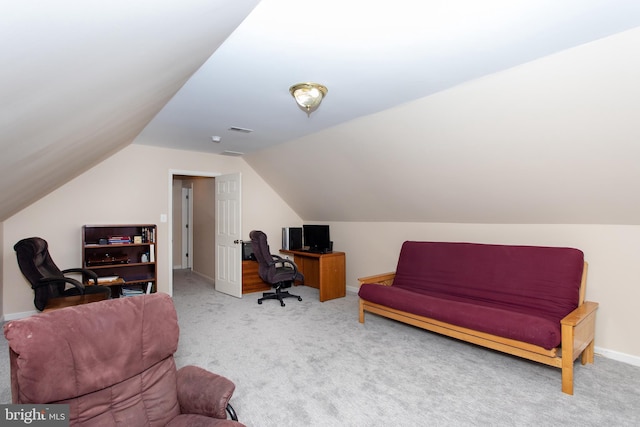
[303, 225, 331, 253]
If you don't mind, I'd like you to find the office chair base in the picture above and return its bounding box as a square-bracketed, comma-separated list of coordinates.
[258, 290, 302, 307]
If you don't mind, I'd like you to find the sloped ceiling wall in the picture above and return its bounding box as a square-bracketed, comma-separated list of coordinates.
[244, 28, 640, 225]
[2, 2, 639, 226]
[0, 0, 259, 222]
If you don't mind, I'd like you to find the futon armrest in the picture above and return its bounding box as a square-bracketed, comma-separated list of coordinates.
[560, 301, 599, 327]
[176, 365, 236, 419]
[358, 272, 396, 287]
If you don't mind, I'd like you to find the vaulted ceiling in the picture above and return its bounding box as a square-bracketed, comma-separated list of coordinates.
[0, 0, 260, 221]
[2, 1, 640, 224]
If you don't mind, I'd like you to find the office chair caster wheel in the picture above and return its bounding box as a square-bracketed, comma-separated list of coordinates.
[258, 300, 262, 305]
[280, 302, 285, 307]
[297, 297, 302, 301]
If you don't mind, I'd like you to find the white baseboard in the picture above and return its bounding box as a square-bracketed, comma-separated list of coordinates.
[4, 295, 639, 369]
[4, 310, 38, 321]
[595, 346, 640, 367]
[350, 284, 640, 367]
[192, 270, 215, 284]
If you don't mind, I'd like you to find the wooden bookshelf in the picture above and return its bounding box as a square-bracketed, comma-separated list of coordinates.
[82, 224, 157, 297]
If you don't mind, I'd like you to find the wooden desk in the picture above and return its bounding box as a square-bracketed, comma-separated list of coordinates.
[280, 250, 346, 302]
[242, 260, 271, 294]
[42, 293, 109, 312]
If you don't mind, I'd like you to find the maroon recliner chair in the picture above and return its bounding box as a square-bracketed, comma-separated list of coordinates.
[4, 293, 245, 426]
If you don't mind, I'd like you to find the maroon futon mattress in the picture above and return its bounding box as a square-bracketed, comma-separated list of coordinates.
[358, 242, 584, 349]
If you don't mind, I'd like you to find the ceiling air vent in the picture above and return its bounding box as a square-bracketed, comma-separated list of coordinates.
[228, 126, 253, 133]
[220, 150, 244, 157]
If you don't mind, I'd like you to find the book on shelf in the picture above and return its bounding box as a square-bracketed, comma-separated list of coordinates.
[141, 227, 155, 243]
[121, 286, 145, 297]
[95, 276, 120, 283]
[108, 235, 131, 243]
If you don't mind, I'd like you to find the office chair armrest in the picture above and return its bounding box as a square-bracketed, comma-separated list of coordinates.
[176, 365, 236, 419]
[62, 268, 98, 285]
[268, 254, 285, 265]
[34, 276, 86, 292]
[278, 257, 300, 274]
[270, 255, 299, 270]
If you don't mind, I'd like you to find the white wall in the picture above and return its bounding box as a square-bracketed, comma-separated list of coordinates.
[246, 28, 640, 226]
[2, 144, 301, 316]
[330, 222, 640, 362]
[5, 144, 638, 364]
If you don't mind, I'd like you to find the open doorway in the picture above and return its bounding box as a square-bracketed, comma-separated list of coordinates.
[168, 171, 243, 299]
[172, 175, 216, 281]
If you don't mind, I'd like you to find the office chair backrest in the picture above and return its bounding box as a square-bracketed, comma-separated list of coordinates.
[250, 230, 304, 287]
[249, 230, 272, 281]
[14, 237, 67, 303]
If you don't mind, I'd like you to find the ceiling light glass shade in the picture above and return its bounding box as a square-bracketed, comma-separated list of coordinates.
[289, 83, 328, 116]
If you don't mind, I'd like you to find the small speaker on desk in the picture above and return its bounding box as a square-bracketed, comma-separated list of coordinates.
[282, 227, 303, 250]
[242, 241, 255, 261]
[290, 227, 303, 250]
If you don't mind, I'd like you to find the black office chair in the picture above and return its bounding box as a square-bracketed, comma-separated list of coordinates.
[250, 230, 303, 307]
[14, 237, 111, 311]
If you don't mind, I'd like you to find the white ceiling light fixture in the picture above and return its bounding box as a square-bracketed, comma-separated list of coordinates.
[289, 82, 328, 117]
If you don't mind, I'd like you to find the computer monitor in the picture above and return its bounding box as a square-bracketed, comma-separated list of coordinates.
[303, 224, 331, 253]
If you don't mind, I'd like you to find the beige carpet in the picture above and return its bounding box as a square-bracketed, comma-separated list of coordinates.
[170, 270, 640, 427]
[2, 270, 640, 426]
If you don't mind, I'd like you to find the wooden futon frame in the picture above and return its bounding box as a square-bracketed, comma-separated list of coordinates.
[358, 262, 599, 395]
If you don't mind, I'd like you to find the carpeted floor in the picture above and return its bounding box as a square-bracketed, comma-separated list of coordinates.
[170, 270, 640, 427]
[2, 270, 640, 426]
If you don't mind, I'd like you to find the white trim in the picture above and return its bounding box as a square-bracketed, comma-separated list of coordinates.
[350, 286, 640, 368]
[168, 169, 222, 298]
[4, 310, 37, 321]
[181, 186, 194, 269]
[346, 285, 359, 294]
[169, 169, 222, 178]
[3, 297, 640, 369]
[192, 269, 215, 285]
[595, 346, 640, 367]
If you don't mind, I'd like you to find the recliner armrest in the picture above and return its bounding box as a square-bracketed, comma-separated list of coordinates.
[176, 365, 236, 419]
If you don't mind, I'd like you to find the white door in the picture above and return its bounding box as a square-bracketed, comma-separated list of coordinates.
[215, 172, 242, 297]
